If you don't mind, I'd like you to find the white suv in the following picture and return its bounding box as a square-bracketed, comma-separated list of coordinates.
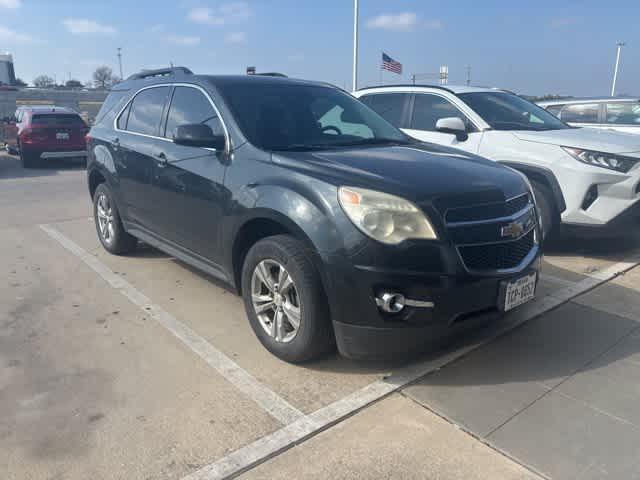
[353, 85, 640, 237]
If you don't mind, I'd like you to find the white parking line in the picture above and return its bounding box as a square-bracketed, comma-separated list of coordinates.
[183, 256, 640, 480]
[39, 224, 305, 426]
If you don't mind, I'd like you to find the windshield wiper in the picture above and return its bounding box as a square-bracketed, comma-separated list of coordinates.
[331, 138, 412, 147]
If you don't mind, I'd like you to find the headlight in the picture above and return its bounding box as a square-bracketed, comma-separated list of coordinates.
[338, 186, 438, 244]
[563, 147, 638, 173]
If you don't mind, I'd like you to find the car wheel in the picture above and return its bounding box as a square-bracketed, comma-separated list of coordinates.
[531, 181, 557, 241]
[93, 183, 137, 255]
[241, 235, 334, 363]
[20, 149, 38, 168]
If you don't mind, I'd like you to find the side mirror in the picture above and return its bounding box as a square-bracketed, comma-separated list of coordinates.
[174, 124, 226, 150]
[435, 117, 469, 142]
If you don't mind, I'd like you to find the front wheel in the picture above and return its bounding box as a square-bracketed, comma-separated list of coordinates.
[531, 181, 558, 241]
[241, 235, 334, 363]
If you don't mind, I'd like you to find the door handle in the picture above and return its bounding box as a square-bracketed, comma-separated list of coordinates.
[155, 151, 168, 167]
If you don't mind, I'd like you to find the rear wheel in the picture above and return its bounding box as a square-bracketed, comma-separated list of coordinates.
[19, 148, 39, 168]
[241, 235, 334, 363]
[93, 183, 137, 255]
[531, 181, 558, 241]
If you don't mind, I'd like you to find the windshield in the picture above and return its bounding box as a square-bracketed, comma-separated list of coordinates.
[217, 82, 409, 151]
[459, 92, 570, 131]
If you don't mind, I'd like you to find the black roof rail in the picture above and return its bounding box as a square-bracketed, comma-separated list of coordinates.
[254, 72, 288, 78]
[127, 67, 193, 81]
[356, 84, 455, 94]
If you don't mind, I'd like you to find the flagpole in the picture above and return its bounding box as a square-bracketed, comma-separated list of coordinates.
[352, 0, 359, 91]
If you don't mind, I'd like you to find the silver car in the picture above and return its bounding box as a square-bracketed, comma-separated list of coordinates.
[538, 97, 640, 135]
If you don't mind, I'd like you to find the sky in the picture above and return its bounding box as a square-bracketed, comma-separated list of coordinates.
[0, 0, 638, 96]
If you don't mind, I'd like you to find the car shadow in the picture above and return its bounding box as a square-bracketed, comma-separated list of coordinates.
[0, 154, 86, 180]
[545, 230, 640, 263]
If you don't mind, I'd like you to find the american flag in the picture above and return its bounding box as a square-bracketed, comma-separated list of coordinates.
[382, 53, 402, 75]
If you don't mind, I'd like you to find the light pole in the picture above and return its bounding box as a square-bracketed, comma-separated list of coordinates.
[117, 47, 124, 80]
[352, 0, 359, 91]
[611, 42, 625, 97]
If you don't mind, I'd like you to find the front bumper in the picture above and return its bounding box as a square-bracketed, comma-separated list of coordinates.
[323, 247, 542, 360]
[562, 198, 640, 237]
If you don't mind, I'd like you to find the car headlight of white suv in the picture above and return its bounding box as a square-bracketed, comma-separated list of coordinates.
[563, 147, 639, 173]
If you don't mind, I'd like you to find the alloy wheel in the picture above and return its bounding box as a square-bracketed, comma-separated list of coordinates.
[96, 193, 115, 245]
[251, 259, 301, 343]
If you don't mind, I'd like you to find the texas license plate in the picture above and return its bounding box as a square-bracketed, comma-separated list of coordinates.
[500, 272, 537, 312]
[56, 132, 69, 140]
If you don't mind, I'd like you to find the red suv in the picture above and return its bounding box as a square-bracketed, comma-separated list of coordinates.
[16, 106, 89, 168]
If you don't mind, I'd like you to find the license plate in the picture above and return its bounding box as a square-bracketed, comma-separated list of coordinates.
[500, 272, 537, 312]
[56, 132, 69, 140]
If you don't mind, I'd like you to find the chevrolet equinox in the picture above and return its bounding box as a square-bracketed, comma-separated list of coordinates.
[86, 68, 541, 362]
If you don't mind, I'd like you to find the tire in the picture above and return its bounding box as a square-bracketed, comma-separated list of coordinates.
[241, 235, 334, 363]
[531, 181, 558, 241]
[93, 183, 137, 255]
[20, 149, 39, 169]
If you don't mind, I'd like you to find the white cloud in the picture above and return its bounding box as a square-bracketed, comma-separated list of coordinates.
[224, 31, 247, 44]
[188, 2, 251, 26]
[62, 18, 117, 35]
[0, 25, 33, 42]
[366, 12, 418, 32]
[167, 35, 201, 46]
[0, 0, 21, 9]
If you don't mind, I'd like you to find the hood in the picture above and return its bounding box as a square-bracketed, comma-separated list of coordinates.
[511, 128, 640, 154]
[273, 143, 527, 206]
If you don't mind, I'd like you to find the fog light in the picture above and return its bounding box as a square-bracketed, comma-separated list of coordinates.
[582, 185, 598, 210]
[375, 292, 406, 313]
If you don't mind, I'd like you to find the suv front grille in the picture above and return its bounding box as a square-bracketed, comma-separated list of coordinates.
[458, 230, 535, 271]
[444, 193, 538, 273]
[445, 193, 531, 223]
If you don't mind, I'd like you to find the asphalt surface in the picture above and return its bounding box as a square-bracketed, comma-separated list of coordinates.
[2, 153, 640, 480]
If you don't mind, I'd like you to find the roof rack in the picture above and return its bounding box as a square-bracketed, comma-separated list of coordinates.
[356, 84, 455, 94]
[127, 67, 193, 81]
[254, 72, 288, 78]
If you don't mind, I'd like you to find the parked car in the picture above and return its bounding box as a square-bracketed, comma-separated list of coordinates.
[538, 97, 640, 135]
[353, 86, 640, 238]
[87, 68, 541, 362]
[15, 106, 89, 168]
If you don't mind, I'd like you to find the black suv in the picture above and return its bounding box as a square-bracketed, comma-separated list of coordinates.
[87, 67, 541, 362]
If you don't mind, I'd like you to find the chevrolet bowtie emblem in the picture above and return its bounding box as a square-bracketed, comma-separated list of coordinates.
[501, 221, 525, 239]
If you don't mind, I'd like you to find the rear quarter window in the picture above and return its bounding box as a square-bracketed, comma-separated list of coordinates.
[94, 90, 130, 128]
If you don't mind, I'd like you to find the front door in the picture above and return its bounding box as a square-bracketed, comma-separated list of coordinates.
[149, 85, 229, 264]
[402, 93, 484, 154]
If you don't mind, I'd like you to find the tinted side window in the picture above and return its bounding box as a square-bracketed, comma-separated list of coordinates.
[605, 102, 640, 125]
[165, 86, 224, 139]
[359, 93, 408, 127]
[95, 90, 128, 127]
[412, 94, 473, 131]
[546, 105, 563, 117]
[561, 104, 599, 123]
[126, 86, 170, 136]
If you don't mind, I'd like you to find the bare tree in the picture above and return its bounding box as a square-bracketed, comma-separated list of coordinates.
[14, 78, 27, 87]
[92, 66, 115, 90]
[33, 75, 55, 88]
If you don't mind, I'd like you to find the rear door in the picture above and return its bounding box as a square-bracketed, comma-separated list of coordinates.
[403, 93, 483, 153]
[149, 85, 228, 262]
[114, 85, 171, 231]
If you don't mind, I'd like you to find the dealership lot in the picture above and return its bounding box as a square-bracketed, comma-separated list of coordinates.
[2, 155, 640, 479]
